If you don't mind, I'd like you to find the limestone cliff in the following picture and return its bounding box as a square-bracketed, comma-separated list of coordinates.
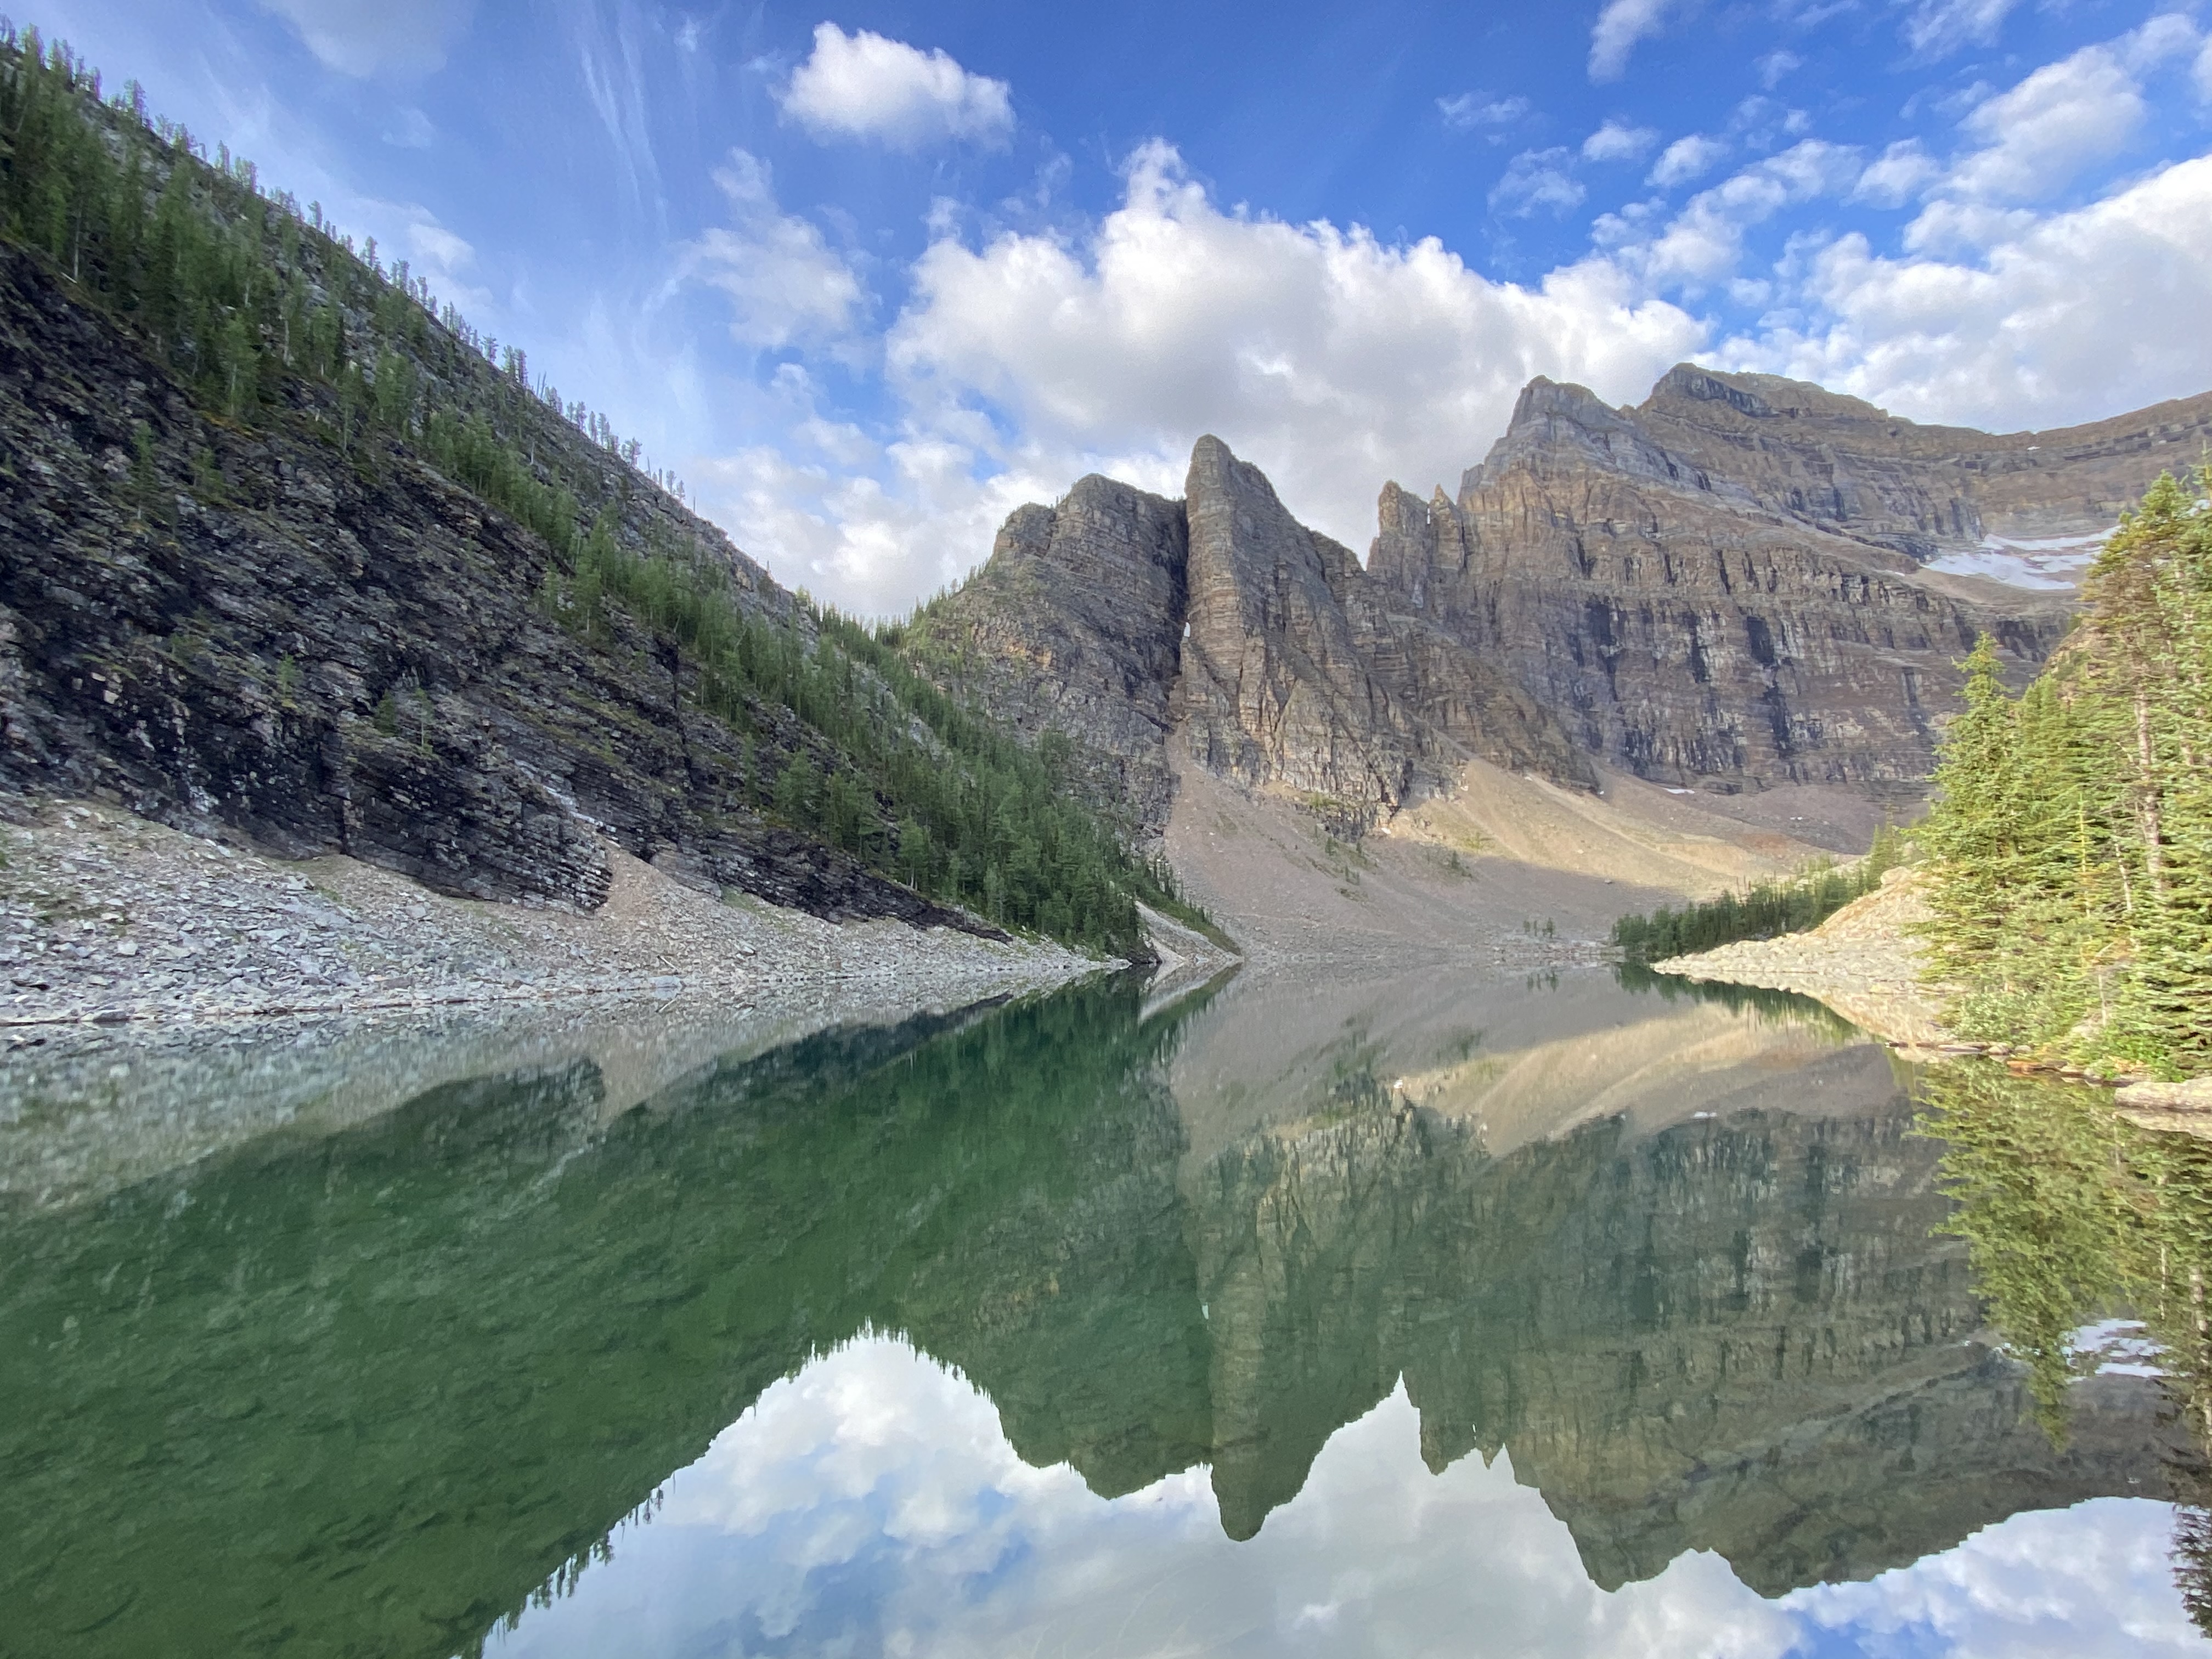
[1370, 366, 2209, 793]
[0, 239, 977, 930]
[916, 435, 1593, 835]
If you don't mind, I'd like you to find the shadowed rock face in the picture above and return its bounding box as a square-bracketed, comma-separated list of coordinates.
[901, 476, 1190, 826]
[1362, 368, 2186, 792]
[0, 244, 975, 929]
[918, 435, 1593, 834]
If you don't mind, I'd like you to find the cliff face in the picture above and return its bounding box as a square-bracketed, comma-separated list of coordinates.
[917, 435, 1593, 834]
[901, 475, 1189, 827]
[1362, 368, 2207, 791]
[0, 242, 974, 929]
[929, 366, 2205, 828]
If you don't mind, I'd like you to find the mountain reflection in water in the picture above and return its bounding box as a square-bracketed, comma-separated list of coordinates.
[1, 968, 2203, 1658]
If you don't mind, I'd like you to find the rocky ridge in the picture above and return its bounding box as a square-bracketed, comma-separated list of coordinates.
[0, 239, 988, 938]
[918, 435, 1594, 836]
[1369, 366, 2211, 794]
[924, 366, 2203, 847]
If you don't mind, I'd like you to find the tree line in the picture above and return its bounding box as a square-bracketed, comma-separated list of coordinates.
[0, 27, 1207, 956]
[1608, 822, 1906, 963]
[1917, 473, 2211, 1079]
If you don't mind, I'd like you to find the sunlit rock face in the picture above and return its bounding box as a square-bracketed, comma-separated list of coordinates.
[918, 435, 1592, 834]
[1368, 366, 2212, 794]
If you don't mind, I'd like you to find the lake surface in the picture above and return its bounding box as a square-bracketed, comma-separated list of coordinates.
[4, 967, 2208, 1658]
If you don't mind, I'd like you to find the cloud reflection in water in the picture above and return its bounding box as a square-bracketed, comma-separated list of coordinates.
[487, 1334, 2202, 1658]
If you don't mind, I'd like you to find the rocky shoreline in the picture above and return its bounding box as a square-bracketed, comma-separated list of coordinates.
[0, 797, 1111, 1031]
[1654, 866, 2212, 1136]
[1652, 868, 1950, 1049]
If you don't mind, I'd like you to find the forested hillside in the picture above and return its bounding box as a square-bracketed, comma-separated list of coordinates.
[0, 28, 1195, 953]
[1917, 472, 2211, 1076]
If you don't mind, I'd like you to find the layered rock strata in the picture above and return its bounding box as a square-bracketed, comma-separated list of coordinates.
[918, 436, 1593, 834]
[0, 243, 975, 931]
[1369, 367, 2210, 793]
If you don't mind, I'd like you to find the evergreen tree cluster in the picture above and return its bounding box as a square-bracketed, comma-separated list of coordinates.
[1607, 823, 1906, 963]
[0, 27, 1206, 956]
[1917, 473, 2212, 1078]
[538, 516, 1209, 950]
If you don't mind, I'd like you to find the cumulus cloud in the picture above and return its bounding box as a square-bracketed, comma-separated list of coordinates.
[1900, 0, 2023, 59]
[1649, 133, 1728, 188]
[1583, 120, 1660, 163]
[682, 151, 867, 351]
[1720, 153, 2212, 431]
[1590, 0, 1692, 82]
[257, 0, 476, 77]
[780, 22, 1013, 149]
[1852, 140, 1941, 208]
[1491, 148, 1587, 217]
[1943, 44, 2147, 203]
[1438, 92, 1531, 132]
[871, 142, 1701, 584]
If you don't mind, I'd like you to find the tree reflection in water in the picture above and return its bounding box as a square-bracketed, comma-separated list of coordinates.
[1920, 1063, 2212, 1632]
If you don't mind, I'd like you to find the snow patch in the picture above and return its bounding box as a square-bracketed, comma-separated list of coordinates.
[1926, 529, 2111, 590]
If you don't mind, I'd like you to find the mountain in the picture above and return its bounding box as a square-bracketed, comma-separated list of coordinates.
[914, 435, 1595, 837]
[0, 38, 1176, 953]
[926, 368, 2207, 842]
[1369, 366, 2212, 793]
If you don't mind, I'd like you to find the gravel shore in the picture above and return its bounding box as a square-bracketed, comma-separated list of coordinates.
[0, 797, 1110, 1029]
[1652, 868, 1951, 1049]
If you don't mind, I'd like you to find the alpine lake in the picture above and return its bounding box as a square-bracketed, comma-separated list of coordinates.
[5, 963, 2210, 1658]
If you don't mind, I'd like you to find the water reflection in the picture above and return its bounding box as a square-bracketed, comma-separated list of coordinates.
[485, 1336, 2204, 1659]
[0, 969, 2200, 1658]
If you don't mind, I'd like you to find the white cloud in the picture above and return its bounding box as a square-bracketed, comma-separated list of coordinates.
[1438, 93, 1531, 131]
[1583, 120, 1661, 163]
[256, 0, 476, 77]
[1720, 153, 2212, 432]
[1853, 139, 1941, 208]
[1491, 148, 1587, 217]
[1943, 44, 2147, 204]
[1900, 0, 2023, 59]
[1649, 134, 1729, 188]
[714, 140, 1701, 612]
[1590, 0, 1692, 82]
[682, 151, 867, 351]
[1623, 140, 1864, 290]
[1756, 49, 1803, 89]
[780, 22, 1013, 149]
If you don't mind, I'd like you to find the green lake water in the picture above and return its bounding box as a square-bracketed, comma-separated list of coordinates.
[3, 967, 2208, 1657]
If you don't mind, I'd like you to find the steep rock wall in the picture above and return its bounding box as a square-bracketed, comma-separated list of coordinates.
[0, 244, 977, 928]
[1373, 374, 2085, 792]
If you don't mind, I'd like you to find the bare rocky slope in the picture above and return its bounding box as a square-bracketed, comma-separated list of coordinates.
[0, 238, 982, 934]
[1370, 366, 2211, 795]
[915, 436, 1595, 837]
[922, 368, 2205, 863]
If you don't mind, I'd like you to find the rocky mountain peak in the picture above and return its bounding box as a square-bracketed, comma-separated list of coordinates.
[917, 435, 1593, 836]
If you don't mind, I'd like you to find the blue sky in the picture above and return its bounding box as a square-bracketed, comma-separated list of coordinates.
[27, 1, 2212, 612]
